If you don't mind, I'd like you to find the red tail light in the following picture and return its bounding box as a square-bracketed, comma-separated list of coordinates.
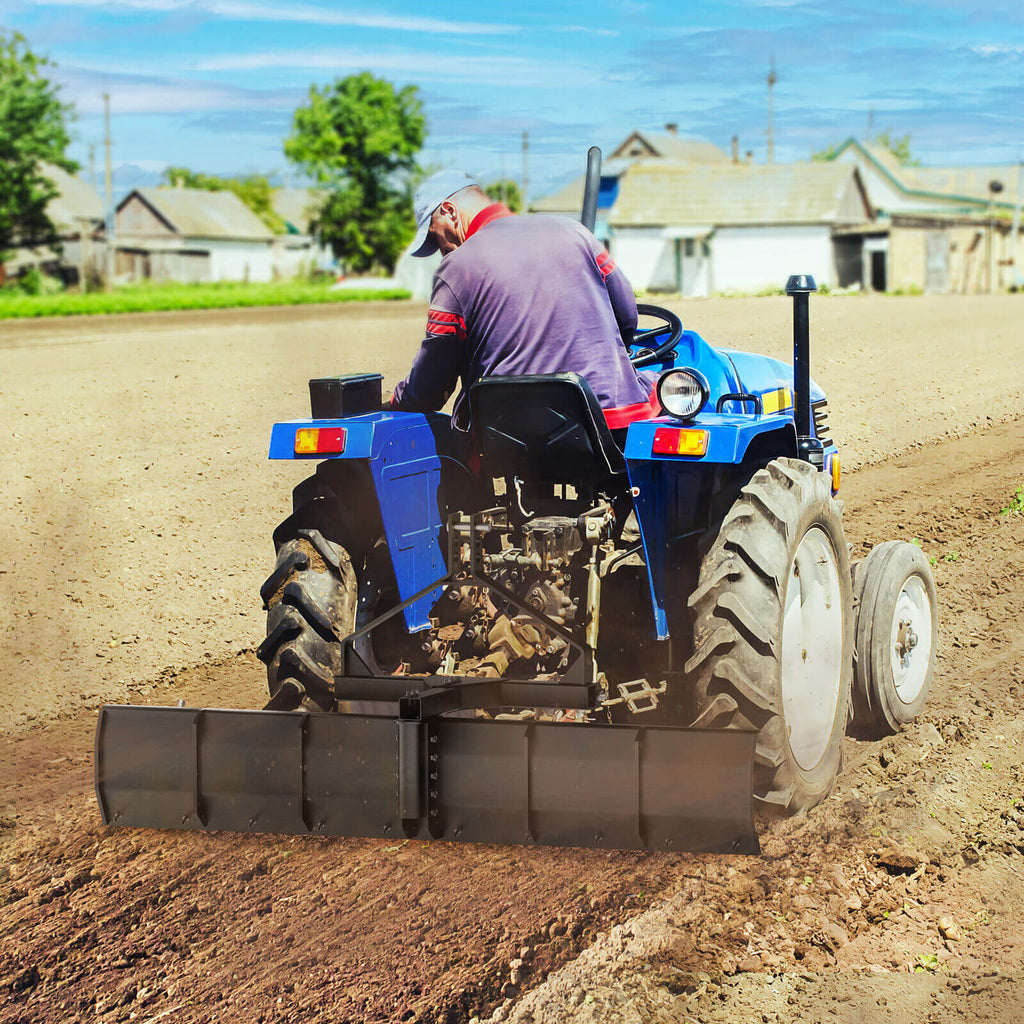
[294, 427, 347, 455]
[652, 427, 708, 457]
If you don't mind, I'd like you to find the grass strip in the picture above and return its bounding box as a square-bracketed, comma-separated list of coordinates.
[0, 281, 410, 319]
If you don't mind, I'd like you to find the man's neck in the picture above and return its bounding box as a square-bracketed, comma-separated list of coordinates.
[465, 203, 514, 241]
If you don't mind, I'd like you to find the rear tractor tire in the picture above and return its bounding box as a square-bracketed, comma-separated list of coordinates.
[687, 458, 854, 815]
[258, 527, 357, 712]
[850, 540, 937, 738]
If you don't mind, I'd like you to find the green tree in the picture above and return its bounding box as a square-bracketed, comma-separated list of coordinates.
[485, 179, 523, 213]
[873, 131, 919, 167]
[0, 32, 77, 278]
[161, 167, 287, 233]
[284, 72, 425, 274]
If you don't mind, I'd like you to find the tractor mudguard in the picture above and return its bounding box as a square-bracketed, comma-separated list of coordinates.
[622, 354, 835, 640]
[95, 703, 759, 854]
[270, 410, 467, 630]
[623, 410, 798, 640]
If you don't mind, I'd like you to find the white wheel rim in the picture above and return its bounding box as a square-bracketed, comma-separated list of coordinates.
[781, 526, 845, 771]
[890, 574, 932, 704]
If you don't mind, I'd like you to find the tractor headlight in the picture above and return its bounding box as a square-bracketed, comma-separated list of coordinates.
[656, 369, 709, 421]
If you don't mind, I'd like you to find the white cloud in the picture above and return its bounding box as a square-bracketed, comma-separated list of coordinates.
[55, 64, 298, 114]
[88, 47, 594, 89]
[972, 43, 1024, 57]
[27, 0, 520, 35]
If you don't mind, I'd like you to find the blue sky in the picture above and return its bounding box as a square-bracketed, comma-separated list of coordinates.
[3, 0, 1023, 199]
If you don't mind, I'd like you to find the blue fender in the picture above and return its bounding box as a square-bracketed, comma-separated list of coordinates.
[270, 410, 457, 631]
[624, 409, 798, 640]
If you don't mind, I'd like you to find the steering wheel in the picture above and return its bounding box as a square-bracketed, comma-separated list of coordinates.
[629, 304, 683, 368]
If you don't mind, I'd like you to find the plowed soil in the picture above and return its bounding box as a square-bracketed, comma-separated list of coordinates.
[2, 296, 1023, 1024]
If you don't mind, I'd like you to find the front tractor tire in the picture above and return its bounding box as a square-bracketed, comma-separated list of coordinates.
[850, 540, 937, 738]
[687, 458, 854, 815]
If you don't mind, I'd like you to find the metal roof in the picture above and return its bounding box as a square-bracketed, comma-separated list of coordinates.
[610, 161, 871, 227]
[609, 131, 729, 165]
[531, 176, 588, 214]
[125, 187, 275, 241]
[270, 188, 324, 234]
[532, 130, 731, 215]
[906, 166, 1021, 206]
[832, 140, 1022, 212]
[41, 163, 105, 231]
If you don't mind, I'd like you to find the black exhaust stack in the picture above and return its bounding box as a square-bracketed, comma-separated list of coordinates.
[786, 274, 823, 468]
[581, 146, 602, 233]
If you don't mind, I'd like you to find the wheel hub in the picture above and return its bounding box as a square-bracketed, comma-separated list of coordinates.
[781, 526, 844, 772]
[890, 576, 932, 703]
[895, 619, 919, 666]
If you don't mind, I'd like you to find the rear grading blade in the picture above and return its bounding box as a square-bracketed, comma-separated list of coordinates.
[95, 705, 759, 853]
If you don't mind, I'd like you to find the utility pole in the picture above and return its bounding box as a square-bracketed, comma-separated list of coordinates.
[988, 179, 1004, 293]
[521, 131, 530, 211]
[1012, 162, 1023, 290]
[103, 92, 115, 292]
[767, 58, 777, 164]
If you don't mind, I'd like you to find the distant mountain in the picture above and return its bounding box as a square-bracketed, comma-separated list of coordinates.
[75, 164, 169, 207]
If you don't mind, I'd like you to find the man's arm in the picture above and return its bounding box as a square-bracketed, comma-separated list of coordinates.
[600, 249, 638, 348]
[390, 280, 467, 412]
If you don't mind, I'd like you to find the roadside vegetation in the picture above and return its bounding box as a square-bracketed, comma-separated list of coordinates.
[0, 278, 409, 319]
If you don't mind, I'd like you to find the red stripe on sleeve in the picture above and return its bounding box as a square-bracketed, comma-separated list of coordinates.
[596, 249, 616, 279]
[429, 309, 462, 324]
[427, 308, 466, 340]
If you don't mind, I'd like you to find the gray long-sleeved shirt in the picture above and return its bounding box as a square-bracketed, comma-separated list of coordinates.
[391, 207, 649, 429]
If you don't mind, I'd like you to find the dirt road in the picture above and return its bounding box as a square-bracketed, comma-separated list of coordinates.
[1, 297, 1023, 1023]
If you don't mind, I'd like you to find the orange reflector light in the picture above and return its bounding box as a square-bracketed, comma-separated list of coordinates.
[294, 427, 346, 455]
[830, 453, 841, 493]
[652, 427, 709, 457]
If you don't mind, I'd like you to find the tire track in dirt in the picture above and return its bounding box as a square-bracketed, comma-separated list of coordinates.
[2, 418, 1023, 1024]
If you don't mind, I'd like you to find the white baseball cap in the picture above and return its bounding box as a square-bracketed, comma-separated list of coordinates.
[410, 169, 480, 257]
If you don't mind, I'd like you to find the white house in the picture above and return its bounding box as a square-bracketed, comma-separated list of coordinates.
[532, 127, 731, 248]
[531, 127, 873, 296]
[607, 161, 872, 296]
[4, 163, 105, 285]
[114, 187, 276, 283]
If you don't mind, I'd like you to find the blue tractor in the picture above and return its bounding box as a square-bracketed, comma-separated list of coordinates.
[96, 150, 937, 853]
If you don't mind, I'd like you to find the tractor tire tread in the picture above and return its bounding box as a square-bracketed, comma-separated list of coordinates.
[261, 524, 357, 712]
[688, 457, 853, 815]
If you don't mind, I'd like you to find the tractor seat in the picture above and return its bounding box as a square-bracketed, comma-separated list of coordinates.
[468, 373, 628, 490]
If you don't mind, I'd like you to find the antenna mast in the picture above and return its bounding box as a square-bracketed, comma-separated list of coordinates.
[767, 57, 777, 164]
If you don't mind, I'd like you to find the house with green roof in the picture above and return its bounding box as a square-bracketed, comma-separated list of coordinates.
[828, 139, 1022, 293]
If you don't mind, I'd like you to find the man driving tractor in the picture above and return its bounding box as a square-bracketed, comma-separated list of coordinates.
[390, 170, 652, 430]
